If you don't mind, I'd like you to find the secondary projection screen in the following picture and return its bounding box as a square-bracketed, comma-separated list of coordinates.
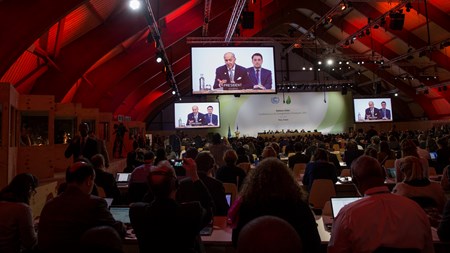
[191, 46, 276, 95]
[174, 102, 220, 129]
[353, 98, 393, 122]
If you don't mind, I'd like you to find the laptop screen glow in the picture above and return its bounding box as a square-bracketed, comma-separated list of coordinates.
[115, 173, 131, 183]
[110, 207, 130, 224]
[331, 197, 361, 219]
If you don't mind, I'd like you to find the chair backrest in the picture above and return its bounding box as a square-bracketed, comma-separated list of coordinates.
[428, 167, 437, 176]
[292, 163, 307, 180]
[237, 162, 251, 174]
[384, 159, 396, 169]
[96, 185, 107, 198]
[340, 169, 351, 177]
[322, 200, 332, 216]
[308, 179, 336, 209]
[223, 183, 238, 206]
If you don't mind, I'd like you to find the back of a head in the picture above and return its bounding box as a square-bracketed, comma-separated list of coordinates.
[184, 147, 199, 159]
[401, 139, 418, 157]
[261, 146, 277, 159]
[195, 151, 215, 173]
[379, 141, 390, 153]
[91, 154, 105, 170]
[399, 156, 424, 182]
[237, 216, 302, 253]
[80, 226, 123, 253]
[66, 161, 95, 184]
[223, 149, 238, 165]
[212, 133, 222, 144]
[147, 161, 177, 198]
[0, 173, 38, 204]
[241, 158, 302, 202]
[351, 155, 385, 190]
[294, 142, 303, 153]
[312, 148, 328, 162]
[143, 151, 155, 164]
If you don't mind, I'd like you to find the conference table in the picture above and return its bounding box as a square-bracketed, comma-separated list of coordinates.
[123, 215, 449, 253]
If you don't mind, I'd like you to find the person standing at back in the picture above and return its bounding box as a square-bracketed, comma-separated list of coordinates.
[65, 122, 100, 163]
[328, 155, 433, 253]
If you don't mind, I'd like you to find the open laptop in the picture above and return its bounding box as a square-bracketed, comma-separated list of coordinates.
[385, 167, 396, 179]
[323, 197, 362, 231]
[225, 193, 232, 207]
[115, 173, 131, 184]
[109, 206, 130, 224]
[430, 152, 438, 161]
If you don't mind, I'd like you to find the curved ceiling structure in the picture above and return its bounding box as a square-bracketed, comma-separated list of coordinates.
[1, 0, 449, 124]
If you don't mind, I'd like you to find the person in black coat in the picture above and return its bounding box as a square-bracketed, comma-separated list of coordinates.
[65, 123, 100, 163]
[288, 142, 309, 169]
[130, 159, 212, 253]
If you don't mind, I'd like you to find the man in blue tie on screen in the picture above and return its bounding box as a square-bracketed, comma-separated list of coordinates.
[247, 53, 272, 90]
[203, 105, 218, 126]
[379, 101, 391, 120]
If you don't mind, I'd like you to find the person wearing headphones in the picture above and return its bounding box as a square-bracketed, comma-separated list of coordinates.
[130, 158, 213, 253]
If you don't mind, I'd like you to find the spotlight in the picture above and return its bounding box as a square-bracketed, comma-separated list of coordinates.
[171, 90, 176, 95]
[156, 51, 163, 63]
[129, 0, 141, 10]
[309, 67, 313, 71]
[318, 68, 321, 71]
[326, 59, 334, 65]
[341, 3, 347, 11]
[394, 93, 398, 97]
[318, 61, 322, 65]
[346, 61, 350, 65]
[339, 61, 342, 65]
[302, 66, 306, 71]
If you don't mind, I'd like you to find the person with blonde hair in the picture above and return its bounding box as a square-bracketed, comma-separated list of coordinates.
[392, 156, 447, 212]
[216, 149, 247, 189]
[231, 158, 320, 253]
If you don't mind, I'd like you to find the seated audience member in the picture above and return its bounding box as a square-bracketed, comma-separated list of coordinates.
[261, 146, 277, 160]
[392, 156, 447, 212]
[302, 148, 338, 192]
[38, 162, 126, 253]
[184, 147, 199, 159]
[395, 139, 429, 183]
[343, 140, 363, 168]
[128, 151, 155, 203]
[377, 141, 396, 165]
[153, 148, 167, 166]
[231, 158, 321, 253]
[80, 226, 124, 253]
[415, 139, 431, 161]
[177, 151, 228, 216]
[216, 149, 247, 189]
[288, 142, 309, 170]
[364, 147, 378, 159]
[436, 137, 450, 174]
[237, 216, 302, 253]
[328, 156, 433, 253]
[130, 159, 212, 253]
[438, 200, 450, 241]
[91, 154, 121, 204]
[236, 146, 251, 164]
[0, 173, 38, 253]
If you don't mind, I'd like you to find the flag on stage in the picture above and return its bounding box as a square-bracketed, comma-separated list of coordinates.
[228, 125, 231, 139]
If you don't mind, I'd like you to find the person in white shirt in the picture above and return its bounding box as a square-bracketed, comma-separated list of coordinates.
[328, 155, 434, 253]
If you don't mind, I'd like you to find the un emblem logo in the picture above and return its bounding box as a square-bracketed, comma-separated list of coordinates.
[271, 97, 280, 104]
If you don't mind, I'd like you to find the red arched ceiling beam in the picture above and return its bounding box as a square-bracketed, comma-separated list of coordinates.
[124, 0, 306, 122]
[114, 7, 232, 118]
[0, 0, 88, 77]
[297, 1, 444, 119]
[30, 0, 188, 101]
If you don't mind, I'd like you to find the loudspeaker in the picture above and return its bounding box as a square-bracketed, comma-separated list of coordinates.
[389, 13, 404, 30]
[242, 12, 254, 29]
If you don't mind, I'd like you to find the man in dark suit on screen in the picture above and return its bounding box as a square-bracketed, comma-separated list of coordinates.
[379, 101, 391, 120]
[203, 105, 218, 126]
[186, 105, 204, 126]
[365, 101, 380, 120]
[247, 53, 272, 90]
[213, 52, 250, 89]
